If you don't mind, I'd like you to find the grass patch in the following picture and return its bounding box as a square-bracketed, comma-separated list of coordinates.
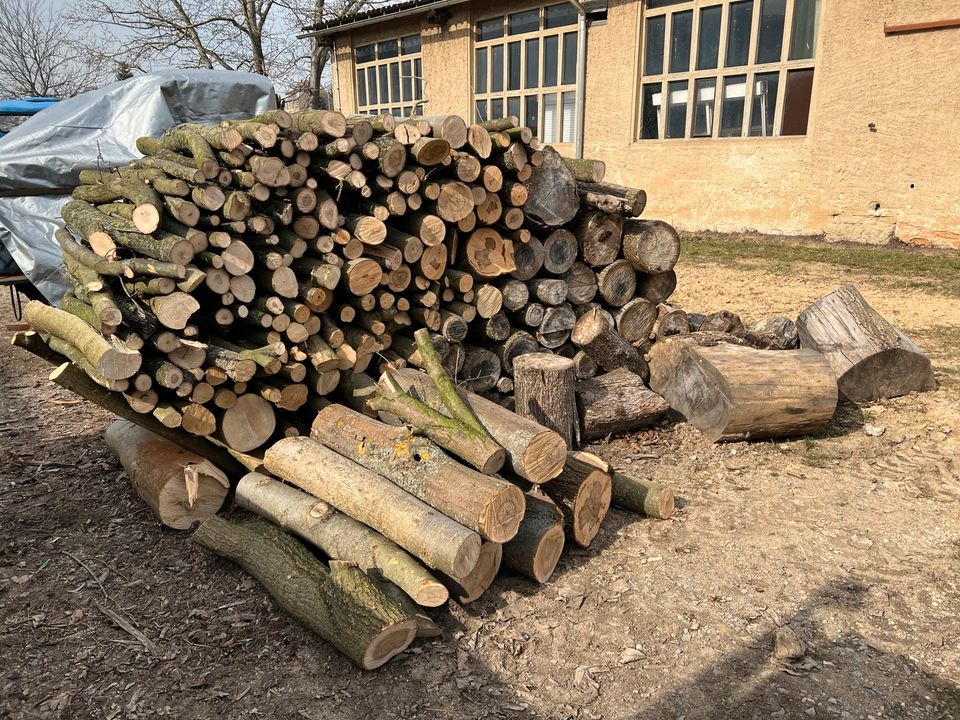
[681, 235, 960, 298]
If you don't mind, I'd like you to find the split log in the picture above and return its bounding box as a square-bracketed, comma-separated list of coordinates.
[236, 472, 448, 607]
[539, 453, 612, 548]
[192, 516, 417, 670]
[502, 490, 565, 583]
[264, 437, 483, 579]
[622, 220, 681, 273]
[537, 305, 576, 349]
[796, 284, 936, 402]
[440, 541, 502, 603]
[576, 368, 669, 441]
[571, 307, 649, 379]
[513, 353, 579, 449]
[104, 420, 228, 529]
[648, 337, 839, 442]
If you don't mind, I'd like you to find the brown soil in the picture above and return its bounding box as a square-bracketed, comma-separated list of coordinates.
[2, 247, 959, 720]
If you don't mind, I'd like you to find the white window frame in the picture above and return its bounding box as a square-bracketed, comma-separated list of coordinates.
[354, 34, 425, 117]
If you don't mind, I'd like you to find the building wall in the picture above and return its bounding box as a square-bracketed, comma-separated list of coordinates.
[330, 0, 960, 248]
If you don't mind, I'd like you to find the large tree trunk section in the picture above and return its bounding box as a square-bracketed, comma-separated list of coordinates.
[501, 490, 565, 583]
[235, 472, 448, 607]
[571, 307, 649, 379]
[264, 436, 482, 579]
[622, 220, 681, 273]
[440, 541, 502, 603]
[312, 404, 524, 542]
[576, 368, 670, 440]
[523, 147, 579, 227]
[390, 368, 566, 484]
[104, 420, 229, 529]
[513, 353, 579, 449]
[796, 284, 936, 402]
[648, 337, 839, 442]
[574, 210, 623, 267]
[539, 453, 612, 548]
[191, 516, 417, 670]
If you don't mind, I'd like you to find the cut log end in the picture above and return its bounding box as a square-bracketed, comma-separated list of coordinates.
[570, 469, 612, 547]
[480, 484, 526, 543]
[522, 430, 568, 484]
[361, 619, 419, 670]
[530, 523, 565, 583]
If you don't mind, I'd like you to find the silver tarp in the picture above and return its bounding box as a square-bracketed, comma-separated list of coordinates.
[0, 70, 277, 302]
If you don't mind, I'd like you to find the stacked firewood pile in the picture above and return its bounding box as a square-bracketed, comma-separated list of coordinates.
[13, 108, 938, 670]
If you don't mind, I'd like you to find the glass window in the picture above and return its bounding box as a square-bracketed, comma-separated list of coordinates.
[562, 31, 578, 84]
[544, 34, 559, 86]
[640, 83, 661, 139]
[377, 39, 398, 59]
[414, 59, 423, 99]
[508, 41, 521, 90]
[367, 69, 378, 105]
[476, 99, 488, 122]
[781, 67, 814, 134]
[378, 65, 389, 103]
[697, 6, 722, 70]
[356, 35, 421, 114]
[692, 77, 716, 137]
[561, 91, 576, 142]
[545, 3, 578, 28]
[749, 71, 779, 135]
[719, 74, 747, 136]
[475, 48, 487, 93]
[756, 0, 786, 63]
[644, 16, 666, 75]
[508, 96, 521, 119]
[525, 95, 539, 135]
[356, 44, 375, 64]
[725, 1, 754, 67]
[402, 60, 413, 101]
[525, 38, 540, 88]
[543, 92, 558, 142]
[509, 10, 540, 35]
[491, 45, 504, 92]
[477, 17, 504, 41]
[648, 0, 687, 7]
[666, 80, 688, 138]
[491, 98, 504, 120]
[401, 34, 421, 55]
[789, 0, 820, 59]
[356, 69, 367, 107]
[670, 10, 693, 73]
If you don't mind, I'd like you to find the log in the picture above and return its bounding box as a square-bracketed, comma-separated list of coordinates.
[611, 472, 674, 519]
[465, 227, 516, 278]
[796, 284, 936, 402]
[511, 236, 544, 281]
[542, 229, 578, 275]
[440, 541, 502, 603]
[700, 309, 745, 336]
[576, 368, 669, 441]
[571, 307, 649, 379]
[596, 259, 636, 307]
[235, 472, 448, 607]
[562, 157, 606, 183]
[473, 284, 503, 318]
[648, 338, 839, 442]
[104, 420, 228, 529]
[498, 279, 530, 311]
[563, 262, 598, 305]
[263, 437, 482, 579]
[313, 405, 524, 542]
[622, 220, 681, 273]
[459, 346, 501, 392]
[192, 516, 417, 670]
[616, 297, 658, 342]
[636, 270, 677, 304]
[537, 305, 576, 349]
[502, 490, 565, 583]
[746, 316, 799, 350]
[524, 146, 579, 227]
[497, 329, 538, 373]
[219, 393, 277, 451]
[513, 353, 579, 449]
[577, 182, 647, 217]
[528, 278, 568, 306]
[654, 304, 689, 339]
[539, 453, 612, 548]
[574, 210, 623, 267]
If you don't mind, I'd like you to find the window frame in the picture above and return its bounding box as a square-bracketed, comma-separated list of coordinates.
[354, 33, 425, 117]
[635, 0, 819, 141]
[473, 3, 580, 144]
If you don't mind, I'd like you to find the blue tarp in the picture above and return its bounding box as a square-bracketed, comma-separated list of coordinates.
[0, 98, 59, 116]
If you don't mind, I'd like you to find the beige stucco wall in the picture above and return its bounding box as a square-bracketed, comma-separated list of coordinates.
[329, 0, 960, 248]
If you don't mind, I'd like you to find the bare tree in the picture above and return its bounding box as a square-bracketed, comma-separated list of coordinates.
[0, 0, 110, 98]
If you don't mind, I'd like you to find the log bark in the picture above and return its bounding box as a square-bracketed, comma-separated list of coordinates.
[622, 220, 681, 273]
[104, 420, 228, 529]
[576, 368, 669, 441]
[502, 490, 565, 583]
[571, 307, 649, 379]
[796, 284, 935, 402]
[236, 472, 448, 607]
[648, 337, 839, 442]
[539, 453, 612, 548]
[191, 516, 417, 670]
[514, 353, 579, 449]
[263, 437, 482, 579]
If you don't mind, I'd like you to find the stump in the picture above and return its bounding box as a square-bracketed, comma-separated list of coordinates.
[513, 353, 579, 449]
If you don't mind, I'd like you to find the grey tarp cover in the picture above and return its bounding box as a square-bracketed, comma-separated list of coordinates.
[0, 70, 277, 302]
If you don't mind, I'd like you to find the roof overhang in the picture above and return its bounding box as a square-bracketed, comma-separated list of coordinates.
[299, 0, 471, 39]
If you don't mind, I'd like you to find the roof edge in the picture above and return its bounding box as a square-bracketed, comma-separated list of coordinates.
[299, 0, 470, 38]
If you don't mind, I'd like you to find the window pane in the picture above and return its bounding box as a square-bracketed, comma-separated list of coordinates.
[509, 9, 540, 35]
[390, 62, 400, 103]
[697, 6, 722, 70]
[476, 99, 488, 123]
[508, 96, 521, 120]
[749, 71, 780, 135]
[720, 74, 747, 136]
[491, 97, 504, 120]
[525, 95, 539, 135]
[401, 34, 421, 55]
[543, 92, 557, 142]
[475, 48, 487, 93]
[403, 106, 412, 115]
[477, 17, 504, 41]
[544, 34, 559, 86]
[367, 68, 378, 104]
[648, 0, 686, 7]
[725, 1, 754, 67]
[692, 77, 716, 137]
[782, 68, 814, 135]
[356, 44, 375, 64]
[491, 45, 504, 92]
[669, 11, 693, 73]
[666, 80, 688, 138]
[562, 31, 577, 84]
[561, 90, 576, 142]
[414, 59, 423, 99]
[356, 69, 367, 107]
[525, 38, 540, 88]
[644, 16, 665, 75]
[378, 39, 398, 59]
[508, 41, 521, 90]
[789, 0, 821, 59]
[640, 83, 661, 139]
[378, 65, 389, 104]
[402, 60, 413, 101]
[545, 3, 577, 28]
[756, 0, 786, 63]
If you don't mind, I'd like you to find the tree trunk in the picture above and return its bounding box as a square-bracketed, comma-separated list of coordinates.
[576, 368, 669, 441]
[796, 284, 935, 402]
[513, 353, 579, 449]
[191, 516, 417, 670]
[502, 490, 565, 583]
[648, 337, 839, 442]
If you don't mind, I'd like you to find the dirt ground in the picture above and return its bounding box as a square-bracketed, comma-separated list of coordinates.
[2, 238, 959, 720]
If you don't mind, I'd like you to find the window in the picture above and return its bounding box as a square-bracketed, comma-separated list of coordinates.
[475, 4, 579, 143]
[355, 34, 424, 117]
[637, 0, 819, 139]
